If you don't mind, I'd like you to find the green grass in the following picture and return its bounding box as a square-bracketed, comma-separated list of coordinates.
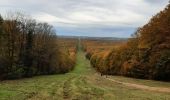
[0, 46, 170, 100]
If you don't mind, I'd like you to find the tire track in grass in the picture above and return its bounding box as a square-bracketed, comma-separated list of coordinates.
[72, 76, 105, 100]
[63, 76, 76, 99]
[72, 76, 92, 100]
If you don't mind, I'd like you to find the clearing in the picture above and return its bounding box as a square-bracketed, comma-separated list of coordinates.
[0, 43, 170, 100]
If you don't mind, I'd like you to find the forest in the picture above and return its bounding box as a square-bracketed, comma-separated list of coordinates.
[0, 13, 76, 80]
[0, 1, 170, 100]
[84, 3, 170, 81]
[0, 3, 170, 81]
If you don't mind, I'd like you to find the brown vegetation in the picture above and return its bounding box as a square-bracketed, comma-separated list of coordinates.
[0, 12, 76, 80]
[84, 3, 170, 81]
[57, 38, 78, 72]
[82, 39, 126, 74]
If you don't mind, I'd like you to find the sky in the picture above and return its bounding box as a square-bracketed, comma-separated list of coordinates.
[0, 0, 169, 38]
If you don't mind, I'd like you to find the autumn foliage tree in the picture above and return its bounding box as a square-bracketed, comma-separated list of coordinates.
[86, 2, 170, 81]
[0, 12, 75, 80]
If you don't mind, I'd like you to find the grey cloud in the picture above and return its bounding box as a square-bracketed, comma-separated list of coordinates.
[144, 0, 168, 4]
[0, 0, 169, 37]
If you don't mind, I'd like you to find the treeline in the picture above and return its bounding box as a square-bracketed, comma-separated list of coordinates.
[0, 12, 75, 80]
[57, 38, 78, 72]
[86, 3, 170, 81]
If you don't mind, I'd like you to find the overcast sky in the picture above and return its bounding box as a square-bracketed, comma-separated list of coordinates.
[0, 0, 169, 37]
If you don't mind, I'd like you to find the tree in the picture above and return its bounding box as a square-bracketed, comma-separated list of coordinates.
[0, 12, 76, 80]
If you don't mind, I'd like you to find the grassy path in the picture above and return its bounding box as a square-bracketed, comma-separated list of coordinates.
[0, 43, 170, 100]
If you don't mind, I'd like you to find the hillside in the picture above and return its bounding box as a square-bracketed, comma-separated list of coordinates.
[0, 43, 170, 100]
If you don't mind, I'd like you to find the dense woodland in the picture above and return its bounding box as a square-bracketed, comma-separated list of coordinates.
[85, 3, 170, 81]
[0, 13, 76, 80]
